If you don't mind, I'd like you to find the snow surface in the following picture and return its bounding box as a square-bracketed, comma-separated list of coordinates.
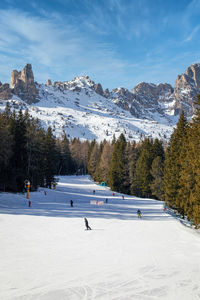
[0, 175, 200, 300]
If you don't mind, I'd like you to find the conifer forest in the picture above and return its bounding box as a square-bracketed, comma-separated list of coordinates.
[0, 98, 200, 228]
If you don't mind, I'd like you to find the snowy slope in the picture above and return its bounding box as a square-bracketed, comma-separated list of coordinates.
[0, 76, 177, 142]
[0, 176, 200, 300]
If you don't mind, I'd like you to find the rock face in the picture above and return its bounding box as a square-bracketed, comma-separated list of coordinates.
[94, 83, 103, 96]
[0, 82, 12, 100]
[110, 64, 200, 118]
[104, 88, 110, 98]
[110, 82, 174, 118]
[46, 79, 52, 86]
[10, 64, 39, 104]
[132, 82, 173, 103]
[172, 63, 200, 116]
[111, 87, 139, 116]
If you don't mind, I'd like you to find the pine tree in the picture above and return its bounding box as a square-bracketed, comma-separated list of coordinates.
[152, 138, 165, 162]
[177, 96, 200, 226]
[150, 156, 164, 200]
[3, 101, 11, 119]
[25, 115, 46, 189]
[57, 134, 74, 175]
[108, 134, 127, 193]
[94, 141, 105, 181]
[131, 139, 154, 197]
[9, 109, 28, 191]
[130, 142, 141, 195]
[94, 141, 113, 183]
[122, 142, 132, 194]
[0, 113, 13, 191]
[70, 138, 90, 174]
[88, 142, 100, 178]
[87, 140, 96, 164]
[163, 111, 187, 209]
[42, 127, 58, 188]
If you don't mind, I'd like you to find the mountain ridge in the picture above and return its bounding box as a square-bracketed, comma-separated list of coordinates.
[0, 63, 200, 142]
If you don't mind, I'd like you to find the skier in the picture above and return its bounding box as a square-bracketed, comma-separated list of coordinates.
[28, 200, 31, 207]
[137, 209, 142, 218]
[122, 195, 124, 200]
[70, 200, 73, 207]
[105, 198, 108, 203]
[93, 190, 95, 194]
[84, 218, 92, 230]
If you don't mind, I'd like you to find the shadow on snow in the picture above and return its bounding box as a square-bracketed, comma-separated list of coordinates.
[0, 175, 173, 221]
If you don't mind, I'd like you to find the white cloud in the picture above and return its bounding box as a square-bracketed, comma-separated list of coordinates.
[184, 25, 200, 42]
[0, 8, 130, 87]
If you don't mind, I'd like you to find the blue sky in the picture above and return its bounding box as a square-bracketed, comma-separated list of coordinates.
[0, 0, 200, 90]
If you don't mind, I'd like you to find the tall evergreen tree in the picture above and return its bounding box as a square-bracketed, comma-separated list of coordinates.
[95, 141, 114, 183]
[42, 127, 58, 188]
[70, 138, 89, 174]
[177, 96, 200, 225]
[129, 142, 141, 195]
[163, 111, 187, 208]
[9, 109, 28, 191]
[108, 134, 127, 193]
[131, 139, 155, 197]
[26, 119, 49, 189]
[152, 138, 165, 162]
[150, 156, 164, 200]
[57, 134, 74, 175]
[0, 113, 13, 191]
[88, 142, 100, 178]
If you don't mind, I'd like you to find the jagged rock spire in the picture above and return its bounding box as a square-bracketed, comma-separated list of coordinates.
[10, 64, 39, 104]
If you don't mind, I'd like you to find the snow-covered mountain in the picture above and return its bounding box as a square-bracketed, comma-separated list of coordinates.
[1, 63, 200, 142]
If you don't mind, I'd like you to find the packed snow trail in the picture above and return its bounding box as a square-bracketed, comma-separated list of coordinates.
[0, 175, 200, 300]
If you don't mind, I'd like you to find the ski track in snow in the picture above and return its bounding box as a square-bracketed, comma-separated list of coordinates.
[0, 175, 200, 300]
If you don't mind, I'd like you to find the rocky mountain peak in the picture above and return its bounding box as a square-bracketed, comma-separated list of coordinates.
[173, 63, 200, 116]
[10, 64, 39, 104]
[132, 82, 173, 99]
[52, 75, 105, 97]
[185, 63, 200, 88]
[0, 82, 12, 100]
[132, 82, 156, 95]
[46, 79, 52, 86]
[10, 64, 34, 88]
[175, 63, 200, 90]
[94, 83, 103, 96]
[104, 88, 110, 98]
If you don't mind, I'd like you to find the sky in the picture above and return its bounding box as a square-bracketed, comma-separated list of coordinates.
[0, 0, 200, 90]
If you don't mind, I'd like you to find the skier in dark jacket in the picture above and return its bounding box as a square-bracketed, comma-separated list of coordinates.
[84, 218, 92, 230]
[137, 209, 142, 218]
[70, 200, 73, 207]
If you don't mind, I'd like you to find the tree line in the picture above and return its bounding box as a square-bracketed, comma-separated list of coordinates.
[163, 96, 200, 227]
[0, 103, 81, 192]
[87, 134, 165, 199]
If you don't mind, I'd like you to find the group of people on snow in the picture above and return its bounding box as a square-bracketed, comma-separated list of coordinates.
[32, 188, 142, 230]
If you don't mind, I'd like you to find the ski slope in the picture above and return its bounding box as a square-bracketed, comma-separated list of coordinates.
[0, 176, 200, 300]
